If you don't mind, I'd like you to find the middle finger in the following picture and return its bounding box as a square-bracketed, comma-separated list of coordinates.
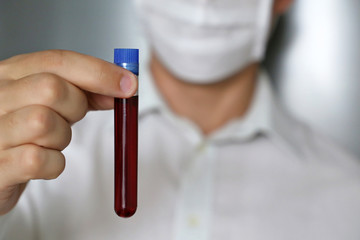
[0, 73, 88, 123]
[0, 105, 72, 151]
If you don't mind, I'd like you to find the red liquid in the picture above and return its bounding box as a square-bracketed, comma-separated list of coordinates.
[114, 96, 138, 217]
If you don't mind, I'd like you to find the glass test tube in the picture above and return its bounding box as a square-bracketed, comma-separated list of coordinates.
[114, 48, 139, 217]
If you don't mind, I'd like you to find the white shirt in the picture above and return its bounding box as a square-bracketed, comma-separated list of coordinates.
[1, 66, 360, 240]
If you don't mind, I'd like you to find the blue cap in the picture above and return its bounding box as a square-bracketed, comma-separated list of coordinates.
[114, 48, 139, 64]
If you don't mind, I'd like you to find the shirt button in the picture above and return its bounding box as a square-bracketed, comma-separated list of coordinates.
[196, 142, 207, 153]
[188, 214, 200, 228]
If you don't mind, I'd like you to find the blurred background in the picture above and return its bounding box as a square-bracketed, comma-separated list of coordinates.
[0, 0, 359, 158]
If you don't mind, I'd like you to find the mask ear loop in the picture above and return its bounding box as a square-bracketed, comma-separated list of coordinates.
[252, 0, 274, 60]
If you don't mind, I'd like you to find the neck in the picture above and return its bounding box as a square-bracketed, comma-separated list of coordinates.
[151, 55, 259, 135]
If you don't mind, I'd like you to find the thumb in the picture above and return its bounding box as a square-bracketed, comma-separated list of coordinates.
[1, 50, 138, 99]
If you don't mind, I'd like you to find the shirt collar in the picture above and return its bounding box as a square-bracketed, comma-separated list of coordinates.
[139, 62, 282, 143]
[209, 69, 274, 142]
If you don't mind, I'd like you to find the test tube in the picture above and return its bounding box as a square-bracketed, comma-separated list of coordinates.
[114, 49, 139, 217]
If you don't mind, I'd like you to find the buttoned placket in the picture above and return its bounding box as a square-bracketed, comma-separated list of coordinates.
[173, 130, 216, 240]
[153, 108, 215, 240]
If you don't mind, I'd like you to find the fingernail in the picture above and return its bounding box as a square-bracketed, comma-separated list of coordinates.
[120, 74, 134, 95]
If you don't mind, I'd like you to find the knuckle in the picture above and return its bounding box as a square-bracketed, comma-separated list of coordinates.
[59, 125, 72, 150]
[27, 106, 55, 136]
[37, 73, 66, 105]
[38, 50, 66, 70]
[21, 145, 45, 179]
[72, 91, 88, 122]
[45, 153, 65, 180]
[6, 112, 19, 130]
[96, 61, 108, 83]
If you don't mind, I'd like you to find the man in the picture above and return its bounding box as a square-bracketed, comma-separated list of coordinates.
[1, 0, 360, 239]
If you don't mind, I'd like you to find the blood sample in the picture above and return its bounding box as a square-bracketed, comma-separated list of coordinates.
[114, 49, 139, 217]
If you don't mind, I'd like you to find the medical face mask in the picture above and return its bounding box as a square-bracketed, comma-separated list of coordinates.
[135, 0, 274, 84]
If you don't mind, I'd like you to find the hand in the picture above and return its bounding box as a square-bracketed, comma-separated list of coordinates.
[0, 50, 138, 215]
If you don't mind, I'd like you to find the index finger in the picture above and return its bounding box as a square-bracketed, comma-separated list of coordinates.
[0, 50, 137, 98]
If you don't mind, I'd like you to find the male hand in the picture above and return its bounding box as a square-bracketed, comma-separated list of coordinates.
[0, 50, 138, 215]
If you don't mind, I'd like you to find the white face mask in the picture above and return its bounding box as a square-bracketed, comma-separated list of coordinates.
[135, 0, 274, 84]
